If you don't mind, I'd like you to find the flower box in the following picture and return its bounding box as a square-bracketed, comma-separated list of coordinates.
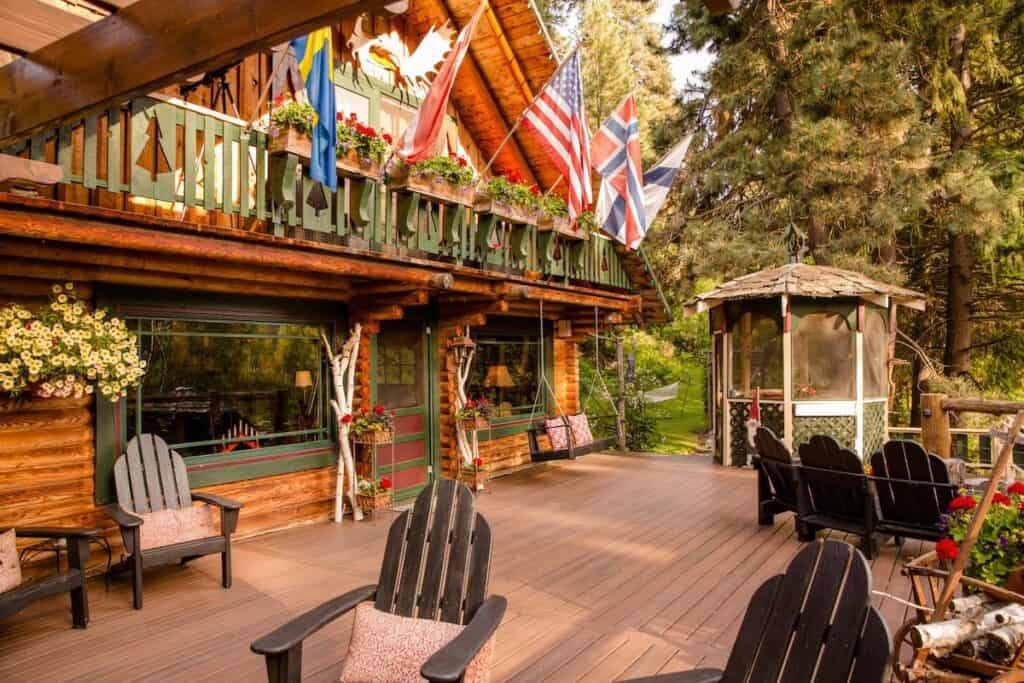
[389, 165, 474, 206]
[356, 490, 392, 511]
[352, 429, 394, 446]
[473, 192, 538, 225]
[462, 468, 487, 492]
[336, 147, 382, 180]
[268, 125, 311, 159]
[538, 214, 589, 241]
[458, 416, 490, 432]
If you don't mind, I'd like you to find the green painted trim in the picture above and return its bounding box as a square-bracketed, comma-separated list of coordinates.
[378, 458, 425, 473]
[187, 448, 335, 489]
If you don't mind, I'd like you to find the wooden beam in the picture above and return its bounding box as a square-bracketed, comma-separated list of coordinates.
[351, 290, 429, 307]
[351, 305, 404, 321]
[0, 1, 93, 55]
[0, 0, 393, 146]
[447, 313, 487, 328]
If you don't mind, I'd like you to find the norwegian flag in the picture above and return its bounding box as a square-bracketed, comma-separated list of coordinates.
[521, 49, 592, 219]
[591, 94, 645, 248]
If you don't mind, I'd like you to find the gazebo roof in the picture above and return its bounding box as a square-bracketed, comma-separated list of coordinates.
[684, 263, 926, 315]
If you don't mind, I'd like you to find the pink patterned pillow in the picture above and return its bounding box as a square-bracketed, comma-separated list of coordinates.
[567, 414, 593, 447]
[139, 504, 220, 551]
[0, 529, 21, 593]
[340, 603, 493, 683]
[545, 417, 569, 450]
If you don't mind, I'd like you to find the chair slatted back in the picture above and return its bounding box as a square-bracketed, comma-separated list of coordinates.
[721, 540, 890, 683]
[375, 480, 492, 625]
[871, 440, 954, 528]
[754, 426, 799, 507]
[113, 434, 192, 514]
[798, 435, 866, 522]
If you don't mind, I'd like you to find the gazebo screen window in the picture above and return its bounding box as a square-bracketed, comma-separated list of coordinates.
[792, 312, 854, 400]
[863, 310, 889, 398]
[729, 312, 783, 398]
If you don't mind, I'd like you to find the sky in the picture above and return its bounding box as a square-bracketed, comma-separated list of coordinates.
[650, 0, 715, 94]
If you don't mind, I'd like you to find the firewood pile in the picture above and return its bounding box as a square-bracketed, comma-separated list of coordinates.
[912, 596, 1024, 666]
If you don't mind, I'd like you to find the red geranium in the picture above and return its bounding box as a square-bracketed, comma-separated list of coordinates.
[949, 495, 977, 512]
[341, 414, 353, 424]
[530, 185, 542, 196]
[1009, 482, 1024, 496]
[336, 112, 344, 121]
[382, 133, 393, 144]
[457, 156, 468, 167]
[380, 477, 392, 490]
[466, 399, 477, 409]
[994, 492, 1013, 507]
[349, 112, 358, 121]
[478, 397, 488, 405]
[936, 538, 959, 561]
[473, 457, 483, 468]
[373, 404, 385, 415]
[274, 93, 286, 106]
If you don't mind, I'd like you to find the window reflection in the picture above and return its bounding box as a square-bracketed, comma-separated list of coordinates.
[792, 311, 854, 400]
[466, 336, 541, 418]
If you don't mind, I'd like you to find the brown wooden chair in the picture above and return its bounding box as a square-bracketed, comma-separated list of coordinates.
[0, 527, 98, 628]
[752, 426, 813, 540]
[251, 479, 506, 683]
[622, 540, 891, 683]
[104, 434, 242, 609]
[871, 440, 957, 544]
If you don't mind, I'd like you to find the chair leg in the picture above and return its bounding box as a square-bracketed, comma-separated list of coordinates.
[264, 644, 303, 683]
[132, 551, 143, 610]
[67, 536, 90, 628]
[796, 520, 816, 542]
[222, 539, 232, 589]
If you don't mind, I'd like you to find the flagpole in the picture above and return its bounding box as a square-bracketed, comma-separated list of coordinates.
[542, 175, 564, 197]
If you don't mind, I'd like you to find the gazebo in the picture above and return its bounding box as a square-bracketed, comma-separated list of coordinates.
[685, 263, 926, 467]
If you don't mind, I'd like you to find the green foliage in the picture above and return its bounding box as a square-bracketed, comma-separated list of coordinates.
[408, 154, 476, 187]
[540, 194, 568, 217]
[479, 171, 541, 210]
[945, 488, 1024, 586]
[336, 114, 390, 164]
[270, 97, 317, 137]
[349, 404, 395, 436]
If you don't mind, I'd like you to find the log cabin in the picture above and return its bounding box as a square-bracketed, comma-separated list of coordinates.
[0, 0, 669, 555]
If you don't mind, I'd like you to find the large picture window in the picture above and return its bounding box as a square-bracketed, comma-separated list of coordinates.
[466, 335, 542, 418]
[124, 318, 331, 458]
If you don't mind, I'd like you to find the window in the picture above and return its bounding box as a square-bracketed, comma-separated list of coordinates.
[336, 86, 370, 123]
[379, 96, 415, 145]
[729, 312, 783, 398]
[466, 335, 542, 418]
[375, 323, 424, 410]
[124, 318, 331, 457]
[864, 310, 889, 398]
[792, 311, 854, 400]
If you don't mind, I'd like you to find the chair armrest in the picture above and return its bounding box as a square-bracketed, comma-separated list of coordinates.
[192, 492, 243, 511]
[250, 584, 377, 656]
[619, 669, 724, 683]
[13, 526, 101, 539]
[421, 595, 507, 683]
[104, 504, 143, 528]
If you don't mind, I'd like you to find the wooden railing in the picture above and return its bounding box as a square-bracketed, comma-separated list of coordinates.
[899, 394, 1024, 463]
[4, 95, 637, 292]
[888, 426, 1024, 464]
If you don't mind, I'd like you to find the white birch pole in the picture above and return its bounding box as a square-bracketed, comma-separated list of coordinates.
[454, 341, 476, 468]
[322, 324, 364, 523]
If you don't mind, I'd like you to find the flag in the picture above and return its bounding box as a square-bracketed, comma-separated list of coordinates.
[591, 94, 645, 248]
[521, 49, 592, 219]
[398, 1, 486, 163]
[292, 28, 337, 191]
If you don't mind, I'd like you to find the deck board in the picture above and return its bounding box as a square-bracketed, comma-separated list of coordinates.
[0, 454, 926, 682]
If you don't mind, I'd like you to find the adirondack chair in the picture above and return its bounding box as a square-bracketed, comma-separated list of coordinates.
[0, 526, 98, 628]
[251, 479, 506, 683]
[752, 426, 813, 540]
[871, 440, 957, 544]
[623, 540, 890, 683]
[797, 435, 879, 558]
[104, 434, 242, 609]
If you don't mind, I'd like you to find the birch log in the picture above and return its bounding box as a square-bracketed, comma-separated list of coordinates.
[985, 622, 1024, 664]
[322, 325, 363, 523]
[950, 594, 996, 617]
[911, 604, 1024, 653]
[452, 329, 476, 469]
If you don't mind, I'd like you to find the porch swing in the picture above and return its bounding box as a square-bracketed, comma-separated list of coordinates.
[527, 303, 620, 462]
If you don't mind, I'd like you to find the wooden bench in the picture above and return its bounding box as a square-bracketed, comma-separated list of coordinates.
[752, 426, 813, 541]
[527, 413, 616, 462]
[870, 440, 957, 544]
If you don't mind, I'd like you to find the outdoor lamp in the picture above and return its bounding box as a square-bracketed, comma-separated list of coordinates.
[485, 364, 514, 388]
[294, 370, 313, 388]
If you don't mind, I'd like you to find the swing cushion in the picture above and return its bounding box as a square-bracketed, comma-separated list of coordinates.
[567, 414, 594, 447]
[544, 417, 570, 450]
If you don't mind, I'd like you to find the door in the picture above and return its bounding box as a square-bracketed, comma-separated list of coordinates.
[372, 319, 436, 502]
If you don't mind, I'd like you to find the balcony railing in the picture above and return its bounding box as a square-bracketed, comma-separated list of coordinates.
[5, 95, 638, 292]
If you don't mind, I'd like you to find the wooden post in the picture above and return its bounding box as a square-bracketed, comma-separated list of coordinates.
[615, 336, 626, 450]
[741, 312, 751, 395]
[921, 393, 951, 457]
[781, 296, 794, 449]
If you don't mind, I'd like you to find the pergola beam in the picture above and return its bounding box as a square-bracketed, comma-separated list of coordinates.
[0, 0, 394, 147]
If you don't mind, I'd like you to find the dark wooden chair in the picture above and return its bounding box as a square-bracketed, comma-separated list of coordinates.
[797, 435, 879, 558]
[871, 440, 957, 544]
[527, 413, 616, 462]
[251, 479, 506, 683]
[0, 527, 98, 628]
[104, 434, 242, 609]
[622, 540, 891, 683]
[752, 426, 813, 540]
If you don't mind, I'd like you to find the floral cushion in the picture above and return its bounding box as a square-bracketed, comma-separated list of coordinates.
[340, 603, 493, 683]
[0, 529, 20, 593]
[544, 417, 569, 450]
[567, 414, 593, 447]
[138, 504, 220, 551]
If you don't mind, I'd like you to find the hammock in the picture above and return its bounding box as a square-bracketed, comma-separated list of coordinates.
[642, 381, 679, 404]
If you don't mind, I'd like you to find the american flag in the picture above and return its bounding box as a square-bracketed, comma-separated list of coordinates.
[591, 94, 645, 249]
[521, 49, 592, 219]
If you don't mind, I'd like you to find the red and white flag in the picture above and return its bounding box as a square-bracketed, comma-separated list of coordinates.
[521, 49, 592, 219]
[397, 1, 487, 163]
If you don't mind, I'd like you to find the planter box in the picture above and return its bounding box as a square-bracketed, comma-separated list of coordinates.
[356, 490, 392, 512]
[473, 193, 538, 225]
[461, 469, 487, 492]
[352, 429, 394, 446]
[389, 165, 474, 206]
[268, 125, 311, 158]
[458, 416, 490, 432]
[336, 147, 382, 180]
[538, 214, 589, 241]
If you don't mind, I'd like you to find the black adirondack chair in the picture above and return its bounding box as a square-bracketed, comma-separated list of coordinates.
[528, 413, 616, 462]
[871, 440, 957, 544]
[104, 434, 242, 609]
[623, 540, 891, 683]
[797, 435, 879, 558]
[0, 526, 98, 628]
[251, 479, 506, 683]
[752, 426, 813, 540]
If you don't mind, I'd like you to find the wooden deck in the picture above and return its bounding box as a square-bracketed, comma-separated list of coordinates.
[0, 454, 926, 682]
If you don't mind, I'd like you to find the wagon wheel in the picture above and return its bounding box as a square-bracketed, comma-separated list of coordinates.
[890, 618, 926, 683]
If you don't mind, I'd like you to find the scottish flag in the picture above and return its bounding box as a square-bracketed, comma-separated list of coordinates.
[292, 28, 337, 192]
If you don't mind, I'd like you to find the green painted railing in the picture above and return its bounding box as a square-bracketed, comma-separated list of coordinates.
[6, 96, 636, 290]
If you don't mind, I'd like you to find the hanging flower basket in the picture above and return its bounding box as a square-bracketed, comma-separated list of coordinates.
[268, 124, 312, 158]
[352, 429, 394, 446]
[356, 489, 392, 511]
[537, 214, 589, 241]
[473, 192, 539, 225]
[458, 416, 490, 432]
[337, 147, 382, 180]
[389, 157, 475, 206]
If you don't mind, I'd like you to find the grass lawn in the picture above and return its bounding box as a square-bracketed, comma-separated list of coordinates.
[647, 358, 707, 454]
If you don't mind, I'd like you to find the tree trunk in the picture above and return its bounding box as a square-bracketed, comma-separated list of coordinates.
[807, 215, 831, 266]
[945, 231, 976, 376]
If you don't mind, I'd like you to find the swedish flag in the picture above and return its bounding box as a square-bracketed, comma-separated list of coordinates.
[292, 28, 337, 191]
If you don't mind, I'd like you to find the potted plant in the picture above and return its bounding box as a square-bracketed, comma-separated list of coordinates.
[356, 476, 393, 512]
[268, 93, 317, 157]
[939, 483, 1024, 590]
[461, 456, 487, 492]
[336, 112, 390, 179]
[0, 283, 146, 405]
[455, 397, 492, 432]
[474, 170, 541, 224]
[537, 195, 589, 240]
[350, 404, 395, 445]
[389, 153, 476, 206]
